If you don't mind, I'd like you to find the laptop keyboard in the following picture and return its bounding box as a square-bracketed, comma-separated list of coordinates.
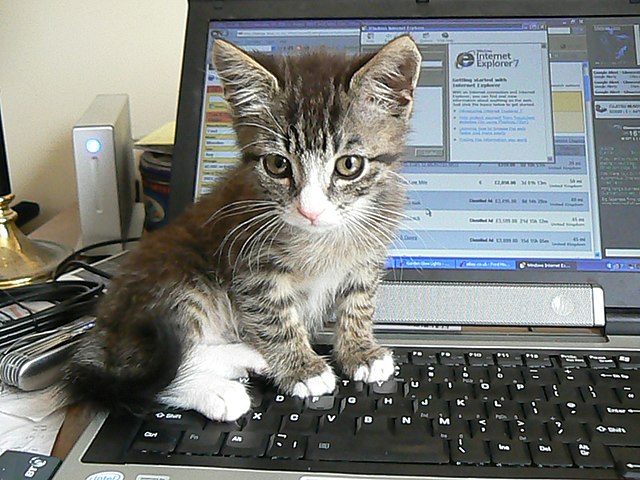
[84, 348, 640, 479]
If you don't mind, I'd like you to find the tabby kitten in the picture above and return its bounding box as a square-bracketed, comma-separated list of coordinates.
[66, 35, 422, 422]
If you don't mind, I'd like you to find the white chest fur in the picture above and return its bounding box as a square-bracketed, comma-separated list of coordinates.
[296, 263, 351, 332]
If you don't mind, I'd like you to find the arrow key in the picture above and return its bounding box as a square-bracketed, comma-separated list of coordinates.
[611, 448, 640, 479]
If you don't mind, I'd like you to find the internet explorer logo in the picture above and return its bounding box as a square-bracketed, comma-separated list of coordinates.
[455, 51, 475, 68]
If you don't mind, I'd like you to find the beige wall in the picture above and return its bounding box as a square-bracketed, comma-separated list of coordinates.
[0, 1, 187, 230]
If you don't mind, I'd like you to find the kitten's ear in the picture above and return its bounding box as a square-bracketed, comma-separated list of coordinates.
[349, 35, 422, 117]
[212, 39, 279, 117]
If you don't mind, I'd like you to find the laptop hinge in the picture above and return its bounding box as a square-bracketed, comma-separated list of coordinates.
[374, 282, 606, 329]
[605, 309, 640, 335]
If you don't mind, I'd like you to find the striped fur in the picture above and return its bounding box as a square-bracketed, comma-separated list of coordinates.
[65, 36, 422, 421]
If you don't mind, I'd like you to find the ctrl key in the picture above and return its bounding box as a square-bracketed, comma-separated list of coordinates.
[611, 448, 640, 479]
[131, 426, 182, 454]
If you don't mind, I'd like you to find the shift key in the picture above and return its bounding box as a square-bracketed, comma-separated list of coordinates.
[306, 435, 448, 463]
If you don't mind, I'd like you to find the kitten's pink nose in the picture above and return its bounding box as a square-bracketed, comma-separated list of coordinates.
[296, 204, 324, 223]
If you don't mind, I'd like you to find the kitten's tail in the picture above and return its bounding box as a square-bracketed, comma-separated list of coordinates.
[64, 314, 182, 415]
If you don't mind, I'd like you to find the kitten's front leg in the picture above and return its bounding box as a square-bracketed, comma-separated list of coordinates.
[235, 280, 335, 397]
[334, 270, 394, 383]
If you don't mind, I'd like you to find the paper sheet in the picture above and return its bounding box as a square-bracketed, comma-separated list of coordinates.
[0, 385, 68, 456]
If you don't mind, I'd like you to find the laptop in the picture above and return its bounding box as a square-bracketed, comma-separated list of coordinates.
[55, 0, 640, 478]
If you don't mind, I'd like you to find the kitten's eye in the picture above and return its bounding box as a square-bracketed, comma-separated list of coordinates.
[262, 154, 291, 179]
[334, 155, 366, 179]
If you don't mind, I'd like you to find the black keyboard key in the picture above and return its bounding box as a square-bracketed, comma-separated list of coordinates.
[494, 352, 523, 367]
[509, 383, 546, 402]
[598, 405, 640, 424]
[450, 397, 486, 420]
[475, 383, 510, 401]
[523, 352, 552, 367]
[523, 401, 561, 421]
[280, 413, 317, 433]
[175, 429, 224, 455]
[587, 354, 617, 369]
[440, 380, 474, 399]
[410, 350, 434, 366]
[610, 447, 640, 478]
[557, 367, 593, 385]
[617, 355, 640, 369]
[487, 366, 523, 384]
[147, 409, 207, 429]
[306, 435, 449, 463]
[204, 420, 242, 435]
[404, 379, 438, 399]
[318, 413, 356, 434]
[432, 416, 469, 440]
[560, 401, 598, 422]
[569, 442, 614, 468]
[558, 354, 588, 368]
[580, 384, 619, 405]
[415, 397, 449, 418]
[486, 398, 523, 421]
[523, 367, 558, 386]
[341, 395, 375, 415]
[266, 433, 305, 459]
[547, 419, 588, 442]
[395, 363, 420, 382]
[268, 394, 303, 414]
[530, 441, 573, 467]
[131, 426, 182, 454]
[508, 419, 547, 442]
[490, 440, 531, 466]
[424, 365, 455, 383]
[241, 410, 281, 432]
[457, 366, 488, 384]
[545, 383, 580, 401]
[220, 431, 269, 457]
[470, 418, 509, 441]
[467, 351, 494, 366]
[438, 350, 466, 366]
[450, 437, 490, 465]
[356, 415, 390, 434]
[617, 385, 640, 407]
[371, 379, 399, 395]
[590, 423, 640, 446]
[393, 415, 430, 435]
[306, 395, 336, 412]
[337, 378, 365, 396]
[376, 395, 414, 415]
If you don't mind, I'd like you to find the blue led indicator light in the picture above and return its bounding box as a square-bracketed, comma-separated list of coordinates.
[86, 138, 101, 154]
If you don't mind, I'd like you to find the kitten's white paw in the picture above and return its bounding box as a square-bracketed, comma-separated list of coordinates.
[352, 353, 395, 383]
[291, 367, 336, 398]
[193, 381, 251, 422]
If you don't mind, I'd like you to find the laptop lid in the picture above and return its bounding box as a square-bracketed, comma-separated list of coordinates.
[169, 0, 640, 310]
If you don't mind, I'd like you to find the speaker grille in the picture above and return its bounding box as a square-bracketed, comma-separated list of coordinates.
[373, 282, 602, 327]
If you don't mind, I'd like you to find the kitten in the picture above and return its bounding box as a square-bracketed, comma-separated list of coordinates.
[66, 35, 422, 422]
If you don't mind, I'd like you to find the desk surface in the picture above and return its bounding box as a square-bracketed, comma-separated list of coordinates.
[28, 204, 93, 459]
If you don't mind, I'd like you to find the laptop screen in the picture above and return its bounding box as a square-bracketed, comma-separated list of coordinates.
[193, 17, 640, 273]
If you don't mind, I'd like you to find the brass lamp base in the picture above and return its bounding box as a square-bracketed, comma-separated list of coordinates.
[0, 193, 71, 288]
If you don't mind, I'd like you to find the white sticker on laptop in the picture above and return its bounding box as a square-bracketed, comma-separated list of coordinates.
[85, 472, 124, 480]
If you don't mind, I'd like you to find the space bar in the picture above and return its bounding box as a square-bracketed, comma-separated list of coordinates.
[306, 435, 449, 463]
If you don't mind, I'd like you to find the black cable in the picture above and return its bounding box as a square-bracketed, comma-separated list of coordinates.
[53, 236, 140, 279]
[0, 279, 104, 351]
[58, 260, 114, 280]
